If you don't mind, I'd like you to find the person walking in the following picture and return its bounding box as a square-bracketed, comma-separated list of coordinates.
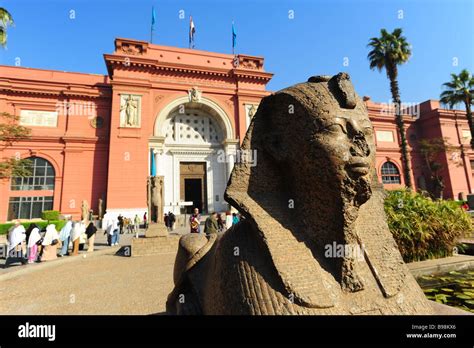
[143, 212, 148, 229]
[217, 213, 225, 233]
[134, 214, 140, 236]
[118, 215, 124, 234]
[70, 221, 85, 256]
[5, 221, 27, 267]
[85, 222, 97, 252]
[168, 212, 176, 232]
[232, 213, 240, 226]
[204, 212, 219, 235]
[58, 218, 72, 257]
[189, 208, 201, 233]
[40, 224, 60, 262]
[27, 224, 42, 263]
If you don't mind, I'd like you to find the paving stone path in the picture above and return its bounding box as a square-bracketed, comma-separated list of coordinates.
[0, 251, 176, 314]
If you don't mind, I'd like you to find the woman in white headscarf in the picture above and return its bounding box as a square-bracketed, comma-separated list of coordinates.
[5, 221, 27, 267]
[41, 224, 60, 262]
[70, 221, 85, 256]
[27, 224, 42, 263]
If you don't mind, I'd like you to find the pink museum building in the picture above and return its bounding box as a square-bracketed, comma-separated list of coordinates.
[0, 38, 473, 222]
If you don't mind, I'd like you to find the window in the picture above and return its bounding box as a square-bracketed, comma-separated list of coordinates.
[381, 161, 401, 184]
[11, 157, 55, 191]
[8, 196, 53, 220]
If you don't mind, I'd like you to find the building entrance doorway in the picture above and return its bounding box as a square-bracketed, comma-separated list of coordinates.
[180, 162, 207, 214]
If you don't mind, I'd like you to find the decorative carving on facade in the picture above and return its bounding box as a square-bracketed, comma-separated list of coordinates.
[155, 95, 164, 104]
[119, 42, 145, 56]
[119, 94, 141, 128]
[188, 87, 202, 103]
[89, 116, 104, 129]
[239, 56, 263, 70]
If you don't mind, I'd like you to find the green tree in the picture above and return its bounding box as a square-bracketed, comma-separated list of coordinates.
[368, 28, 412, 188]
[418, 137, 458, 199]
[0, 7, 13, 47]
[440, 69, 474, 149]
[0, 112, 32, 178]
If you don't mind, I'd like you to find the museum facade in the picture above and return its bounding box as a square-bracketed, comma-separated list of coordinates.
[0, 38, 473, 222]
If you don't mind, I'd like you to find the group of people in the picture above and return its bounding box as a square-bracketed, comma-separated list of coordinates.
[104, 213, 143, 246]
[164, 212, 176, 231]
[5, 218, 97, 267]
[189, 208, 242, 235]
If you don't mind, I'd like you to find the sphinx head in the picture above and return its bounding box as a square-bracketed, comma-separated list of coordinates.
[255, 73, 375, 207]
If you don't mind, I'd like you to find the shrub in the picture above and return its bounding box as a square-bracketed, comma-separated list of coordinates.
[0, 220, 66, 235]
[41, 210, 60, 221]
[384, 189, 471, 262]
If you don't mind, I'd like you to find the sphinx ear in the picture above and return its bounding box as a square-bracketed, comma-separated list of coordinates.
[261, 131, 287, 163]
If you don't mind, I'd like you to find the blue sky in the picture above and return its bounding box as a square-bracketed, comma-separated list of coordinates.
[1, 0, 473, 104]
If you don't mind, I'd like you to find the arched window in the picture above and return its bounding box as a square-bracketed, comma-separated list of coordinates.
[11, 157, 55, 191]
[8, 157, 55, 220]
[381, 161, 401, 184]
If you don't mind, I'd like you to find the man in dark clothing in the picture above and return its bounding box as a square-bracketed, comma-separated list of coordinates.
[204, 212, 219, 235]
[168, 212, 176, 231]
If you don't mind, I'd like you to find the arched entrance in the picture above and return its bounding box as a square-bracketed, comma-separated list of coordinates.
[150, 97, 239, 216]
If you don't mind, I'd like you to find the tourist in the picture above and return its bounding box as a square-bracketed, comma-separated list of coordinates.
[164, 213, 169, 230]
[41, 224, 60, 262]
[85, 222, 97, 252]
[58, 218, 72, 257]
[106, 218, 118, 246]
[232, 213, 240, 225]
[189, 208, 201, 233]
[134, 214, 140, 235]
[118, 214, 124, 234]
[143, 212, 148, 229]
[217, 214, 225, 232]
[204, 212, 219, 235]
[27, 224, 42, 264]
[71, 221, 85, 256]
[168, 212, 176, 231]
[461, 201, 469, 211]
[5, 221, 27, 267]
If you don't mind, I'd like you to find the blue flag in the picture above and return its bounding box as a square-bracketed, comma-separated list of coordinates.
[152, 7, 156, 27]
[232, 21, 237, 52]
[150, 149, 156, 176]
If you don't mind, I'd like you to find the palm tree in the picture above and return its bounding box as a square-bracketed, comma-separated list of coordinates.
[368, 28, 412, 188]
[0, 7, 14, 47]
[440, 69, 474, 149]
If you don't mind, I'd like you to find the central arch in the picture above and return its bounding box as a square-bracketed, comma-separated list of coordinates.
[151, 95, 237, 217]
[154, 96, 234, 139]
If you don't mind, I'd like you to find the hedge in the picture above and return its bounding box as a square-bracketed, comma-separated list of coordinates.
[0, 220, 66, 235]
[41, 210, 60, 221]
[384, 189, 472, 262]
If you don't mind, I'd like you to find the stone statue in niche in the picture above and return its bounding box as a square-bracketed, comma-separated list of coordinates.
[248, 104, 257, 118]
[188, 87, 202, 103]
[120, 94, 141, 127]
[81, 200, 89, 222]
[166, 73, 434, 315]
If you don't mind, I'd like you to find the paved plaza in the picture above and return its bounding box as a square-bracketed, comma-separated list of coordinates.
[0, 249, 176, 315]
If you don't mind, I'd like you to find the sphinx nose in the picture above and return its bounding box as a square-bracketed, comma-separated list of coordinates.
[348, 129, 370, 157]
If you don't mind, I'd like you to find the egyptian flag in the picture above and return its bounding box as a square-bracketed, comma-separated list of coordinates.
[189, 16, 195, 48]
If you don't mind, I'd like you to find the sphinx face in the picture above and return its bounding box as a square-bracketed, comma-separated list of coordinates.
[305, 103, 376, 204]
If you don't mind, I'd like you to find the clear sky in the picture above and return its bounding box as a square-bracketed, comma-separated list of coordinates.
[1, 0, 473, 104]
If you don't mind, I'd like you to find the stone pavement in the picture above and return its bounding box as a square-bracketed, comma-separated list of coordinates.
[0, 228, 138, 275]
[0, 252, 176, 314]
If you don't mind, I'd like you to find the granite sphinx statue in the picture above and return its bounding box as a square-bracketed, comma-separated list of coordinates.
[166, 73, 434, 315]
